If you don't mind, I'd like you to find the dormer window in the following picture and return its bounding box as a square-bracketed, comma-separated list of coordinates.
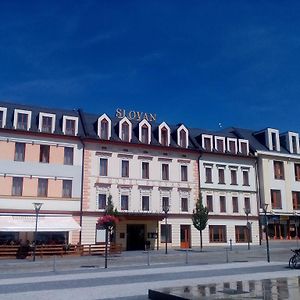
[215, 137, 225, 152]
[139, 120, 151, 144]
[39, 112, 56, 133]
[227, 138, 237, 154]
[119, 117, 132, 142]
[267, 128, 280, 151]
[97, 114, 111, 140]
[62, 116, 78, 136]
[287, 132, 300, 154]
[0, 107, 7, 128]
[177, 124, 189, 148]
[239, 140, 249, 155]
[158, 122, 170, 146]
[14, 109, 32, 131]
[202, 135, 213, 151]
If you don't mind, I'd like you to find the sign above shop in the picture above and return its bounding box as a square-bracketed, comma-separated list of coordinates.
[116, 108, 157, 122]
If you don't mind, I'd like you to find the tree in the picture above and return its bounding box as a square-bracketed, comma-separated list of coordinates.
[192, 194, 209, 251]
[105, 195, 118, 217]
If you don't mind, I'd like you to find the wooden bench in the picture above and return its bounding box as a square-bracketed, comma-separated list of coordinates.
[0, 245, 20, 258]
[28, 245, 65, 258]
[81, 243, 122, 256]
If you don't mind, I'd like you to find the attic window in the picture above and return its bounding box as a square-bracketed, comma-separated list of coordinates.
[39, 112, 56, 133]
[62, 116, 78, 136]
[101, 119, 109, 139]
[0, 107, 7, 128]
[121, 122, 130, 142]
[161, 127, 168, 146]
[271, 132, 277, 150]
[179, 129, 187, 148]
[14, 109, 32, 131]
[98, 114, 111, 140]
[141, 124, 149, 144]
[204, 137, 211, 151]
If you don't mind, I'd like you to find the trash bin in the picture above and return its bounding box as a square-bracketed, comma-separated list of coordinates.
[145, 240, 151, 250]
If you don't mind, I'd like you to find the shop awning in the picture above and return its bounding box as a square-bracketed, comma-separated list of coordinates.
[0, 215, 81, 232]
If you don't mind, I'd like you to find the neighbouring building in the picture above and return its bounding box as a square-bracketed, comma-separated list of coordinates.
[0, 102, 82, 245]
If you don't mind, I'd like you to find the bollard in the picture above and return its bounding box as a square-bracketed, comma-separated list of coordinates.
[225, 248, 229, 263]
[229, 239, 232, 251]
[185, 249, 188, 265]
[147, 250, 150, 266]
[53, 255, 56, 272]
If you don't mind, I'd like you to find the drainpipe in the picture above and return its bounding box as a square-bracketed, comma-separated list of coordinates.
[254, 155, 262, 245]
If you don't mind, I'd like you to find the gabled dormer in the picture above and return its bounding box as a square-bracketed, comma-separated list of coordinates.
[266, 128, 280, 151]
[158, 122, 170, 146]
[98, 114, 111, 140]
[202, 134, 213, 151]
[177, 124, 189, 148]
[13, 109, 32, 131]
[0, 107, 7, 128]
[119, 117, 132, 142]
[281, 132, 300, 154]
[139, 119, 151, 144]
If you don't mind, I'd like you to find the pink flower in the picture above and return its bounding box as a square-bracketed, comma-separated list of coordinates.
[97, 215, 118, 229]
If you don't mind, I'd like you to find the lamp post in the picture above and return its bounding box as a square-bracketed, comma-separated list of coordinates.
[162, 204, 169, 254]
[263, 204, 270, 263]
[294, 211, 299, 248]
[244, 207, 251, 250]
[32, 202, 43, 262]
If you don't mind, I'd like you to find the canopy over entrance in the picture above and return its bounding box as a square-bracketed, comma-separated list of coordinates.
[0, 215, 80, 232]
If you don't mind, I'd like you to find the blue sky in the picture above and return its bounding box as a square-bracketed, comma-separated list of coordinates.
[1, 1, 300, 132]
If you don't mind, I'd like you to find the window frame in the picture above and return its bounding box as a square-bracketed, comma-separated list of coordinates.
[98, 194, 107, 210]
[99, 158, 108, 176]
[62, 180, 72, 198]
[39, 145, 50, 163]
[14, 142, 26, 162]
[38, 112, 56, 133]
[14, 109, 32, 131]
[271, 189, 282, 209]
[12, 177, 23, 196]
[64, 147, 74, 165]
[38, 178, 48, 197]
[62, 115, 79, 136]
[0, 107, 7, 128]
[139, 120, 151, 144]
[162, 163, 169, 180]
[97, 114, 111, 140]
[209, 225, 227, 243]
[158, 122, 170, 146]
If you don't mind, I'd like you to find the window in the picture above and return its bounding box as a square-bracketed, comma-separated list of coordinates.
[161, 127, 168, 146]
[228, 140, 236, 154]
[181, 198, 188, 212]
[141, 124, 149, 144]
[295, 164, 300, 181]
[209, 225, 226, 242]
[98, 194, 107, 210]
[62, 180, 72, 198]
[41, 116, 53, 133]
[162, 164, 169, 180]
[216, 139, 224, 152]
[39, 145, 50, 163]
[38, 178, 48, 197]
[220, 196, 226, 212]
[244, 197, 251, 212]
[142, 196, 149, 211]
[162, 197, 169, 209]
[235, 226, 251, 243]
[204, 137, 211, 151]
[142, 162, 149, 179]
[292, 136, 298, 154]
[218, 168, 225, 184]
[160, 224, 172, 243]
[292, 192, 300, 210]
[271, 132, 277, 150]
[121, 195, 129, 210]
[205, 167, 212, 183]
[12, 177, 23, 196]
[64, 147, 74, 165]
[121, 160, 129, 177]
[230, 169, 237, 185]
[121, 122, 130, 142]
[232, 196, 238, 213]
[179, 129, 187, 148]
[239, 141, 248, 155]
[100, 119, 109, 140]
[17, 113, 28, 130]
[271, 189, 282, 209]
[206, 195, 213, 212]
[14, 143, 25, 162]
[100, 158, 108, 176]
[243, 170, 250, 186]
[65, 119, 76, 135]
[181, 165, 188, 181]
[274, 161, 284, 180]
[0, 111, 3, 128]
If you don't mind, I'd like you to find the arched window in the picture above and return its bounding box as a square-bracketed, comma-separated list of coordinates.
[161, 127, 168, 146]
[179, 129, 187, 148]
[122, 122, 130, 142]
[141, 124, 149, 144]
[100, 119, 109, 140]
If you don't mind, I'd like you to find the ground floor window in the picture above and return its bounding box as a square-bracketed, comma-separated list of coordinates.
[235, 226, 252, 243]
[209, 225, 227, 243]
[160, 224, 172, 243]
[0, 232, 19, 245]
[36, 232, 68, 245]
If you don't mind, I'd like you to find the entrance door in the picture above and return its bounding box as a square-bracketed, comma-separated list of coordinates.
[127, 224, 145, 251]
[180, 225, 191, 248]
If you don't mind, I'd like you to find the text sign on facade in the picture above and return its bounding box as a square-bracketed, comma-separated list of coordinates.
[116, 108, 157, 122]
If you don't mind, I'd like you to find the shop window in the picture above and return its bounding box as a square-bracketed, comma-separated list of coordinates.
[64, 147, 74, 165]
[209, 225, 227, 243]
[206, 195, 213, 212]
[38, 178, 48, 197]
[62, 180, 72, 198]
[100, 158, 108, 176]
[160, 224, 172, 243]
[235, 226, 251, 243]
[271, 189, 282, 209]
[12, 177, 23, 196]
[39, 145, 50, 163]
[142, 196, 149, 211]
[14, 143, 25, 162]
[274, 161, 284, 180]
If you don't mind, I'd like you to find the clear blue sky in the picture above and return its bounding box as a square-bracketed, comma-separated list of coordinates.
[1, 1, 300, 132]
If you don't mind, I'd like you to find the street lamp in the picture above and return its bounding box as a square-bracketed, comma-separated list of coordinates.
[162, 204, 169, 254]
[263, 204, 270, 263]
[32, 202, 43, 262]
[244, 207, 251, 250]
[294, 211, 299, 248]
